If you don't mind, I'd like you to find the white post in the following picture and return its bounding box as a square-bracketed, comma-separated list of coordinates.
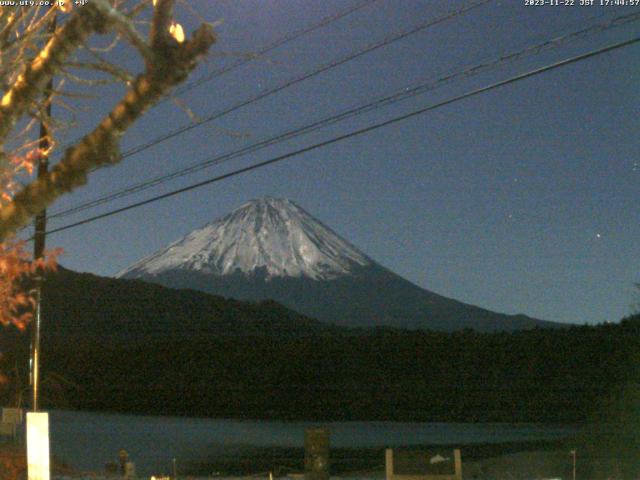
[27, 412, 50, 480]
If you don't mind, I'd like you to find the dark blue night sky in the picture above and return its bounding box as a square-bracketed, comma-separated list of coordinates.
[37, 0, 640, 325]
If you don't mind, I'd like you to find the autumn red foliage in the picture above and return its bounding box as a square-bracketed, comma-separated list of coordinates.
[0, 1, 214, 334]
[0, 238, 60, 331]
[0, 150, 60, 331]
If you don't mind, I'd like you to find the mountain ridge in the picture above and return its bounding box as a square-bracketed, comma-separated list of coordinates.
[118, 197, 371, 281]
[40, 266, 326, 340]
[119, 197, 561, 332]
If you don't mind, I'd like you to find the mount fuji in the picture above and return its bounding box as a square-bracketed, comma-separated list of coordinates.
[118, 197, 558, 332]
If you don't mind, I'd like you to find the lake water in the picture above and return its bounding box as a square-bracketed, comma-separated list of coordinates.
[46, 410, 578, 476]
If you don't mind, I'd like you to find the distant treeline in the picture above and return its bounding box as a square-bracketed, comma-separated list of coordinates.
[1, 268, 638, 423]
[29, 315, 640, 423]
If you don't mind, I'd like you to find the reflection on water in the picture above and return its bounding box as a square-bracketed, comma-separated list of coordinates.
[47, 410, 578, 476]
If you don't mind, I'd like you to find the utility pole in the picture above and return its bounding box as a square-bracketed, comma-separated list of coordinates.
[31, 7, 57, 413]
[570, 449, 576, 480]
[26, 11, 57, 480]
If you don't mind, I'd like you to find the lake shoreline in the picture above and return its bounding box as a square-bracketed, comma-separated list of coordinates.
[44, 410, 580, 477]
[180, 438, 568, 476]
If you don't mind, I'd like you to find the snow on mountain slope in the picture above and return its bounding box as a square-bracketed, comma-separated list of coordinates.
[117, 197, 560, 331]
[117, 197, 372, 281]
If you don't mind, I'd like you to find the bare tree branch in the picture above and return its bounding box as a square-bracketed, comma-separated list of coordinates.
[65, 61, 135, 84]
[0, 2, 113, 148]
[150, 0, 175, 52]
[0, 22, 216, 241]
[90, 0, 156, 65]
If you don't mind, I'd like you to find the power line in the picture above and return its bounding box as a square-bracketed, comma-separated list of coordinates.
[93, 1, 493, 162]
[54, 0, 379, 155]
[171, 0, 379, 97]
[47, 10, 640, 221]
[46, 0, 493, 219]
[43, 35, 640, 237]
[22, 0, 495, 235]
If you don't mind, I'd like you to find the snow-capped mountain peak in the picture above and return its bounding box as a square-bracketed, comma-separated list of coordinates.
[117, 197, 372, 281]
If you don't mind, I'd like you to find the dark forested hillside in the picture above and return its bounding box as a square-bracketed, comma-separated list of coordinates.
[0, 267, 637, 423]
[33, 317, 640, 423]
[39, 267, 325, 339]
